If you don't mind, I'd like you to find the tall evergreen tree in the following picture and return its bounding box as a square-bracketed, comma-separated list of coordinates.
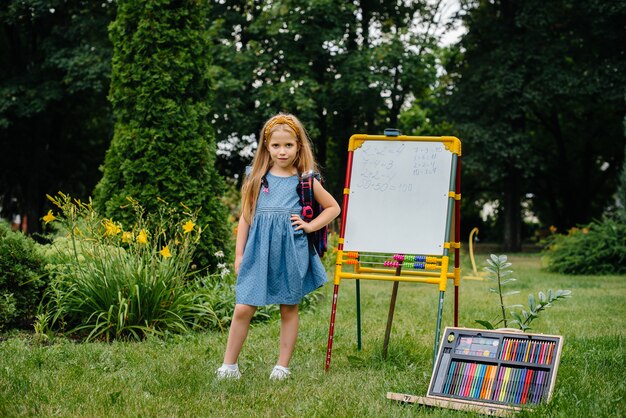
[94, 0, 231, 267]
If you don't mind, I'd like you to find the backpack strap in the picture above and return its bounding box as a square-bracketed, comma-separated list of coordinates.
[298, 174, 314, 220]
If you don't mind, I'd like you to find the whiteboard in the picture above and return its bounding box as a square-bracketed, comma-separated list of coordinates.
[343, 140, 454, 255]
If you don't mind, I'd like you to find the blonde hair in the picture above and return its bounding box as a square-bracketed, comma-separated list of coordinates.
[240, 113, 318, 223]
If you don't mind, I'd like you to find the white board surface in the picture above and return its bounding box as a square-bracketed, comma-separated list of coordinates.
[343, 140, 453, 255]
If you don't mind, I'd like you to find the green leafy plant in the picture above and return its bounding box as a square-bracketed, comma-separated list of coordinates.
[475, 254, 571, 331]
[41, 192, 215, 341]
[0, 222, 47, 330]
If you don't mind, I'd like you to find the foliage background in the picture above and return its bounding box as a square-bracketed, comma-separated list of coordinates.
[1, 0, 624, 252]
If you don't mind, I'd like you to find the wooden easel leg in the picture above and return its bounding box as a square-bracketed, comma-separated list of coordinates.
[356, 279, 362, 351]
[325, 284, 340, 371]
[382, 281, 399, 359]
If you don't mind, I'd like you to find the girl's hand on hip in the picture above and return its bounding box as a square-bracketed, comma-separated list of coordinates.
[234, 255, 243, 275]
[291, 214, 313, 233]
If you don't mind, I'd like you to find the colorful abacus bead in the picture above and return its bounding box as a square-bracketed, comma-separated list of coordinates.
[345, 259, 358, 265]
[346, 252, 359, 259]
[414, 255, 426, 262]
[403, 261, 414, 269]
[393, 254, 405, 262]
[384, 260, 400, 268]
[414, 262, 426, 269]
[426, 256, 439, 264]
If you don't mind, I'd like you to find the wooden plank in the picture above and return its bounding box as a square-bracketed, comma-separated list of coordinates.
[386, 393, 523, 417]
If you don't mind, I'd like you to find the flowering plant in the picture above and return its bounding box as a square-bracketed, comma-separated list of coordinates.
[40, 192, 211, 341]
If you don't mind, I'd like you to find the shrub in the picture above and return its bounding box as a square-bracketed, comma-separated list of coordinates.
[542, 218, 626, 275]
[93, 0, 232, 270]
[41, 192, 219, 341]
[0, 222, 47, 330]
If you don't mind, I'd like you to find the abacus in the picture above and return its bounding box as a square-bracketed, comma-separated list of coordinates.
[325, 132, 462, 371]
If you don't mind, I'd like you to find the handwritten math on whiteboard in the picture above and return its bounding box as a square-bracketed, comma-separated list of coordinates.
[343, 140, 454, 255]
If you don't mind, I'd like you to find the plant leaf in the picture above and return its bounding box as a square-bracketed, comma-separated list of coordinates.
[475, 320, 495, 329]
[538, 291, 547, 304]
[510, 311, 523, 323]
[528, 294, 536, 311]
[503, 290, 520, 296]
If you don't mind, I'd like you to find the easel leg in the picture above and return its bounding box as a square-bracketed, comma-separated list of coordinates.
[454, 285, 459, 327]
[433, 290, 445, 368]
[356, 279, 362, 351]
[382, 281, 399, 359]
[325, 284, 340, 371]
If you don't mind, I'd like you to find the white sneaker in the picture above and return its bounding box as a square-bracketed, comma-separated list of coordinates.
[216, 364, 241, 380]
[269, 365, 291, 381]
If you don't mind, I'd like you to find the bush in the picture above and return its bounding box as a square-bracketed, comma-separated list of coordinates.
[542, 217, 626, 275]
[41, 193, 221, 341]
[0, 222, 47, 330]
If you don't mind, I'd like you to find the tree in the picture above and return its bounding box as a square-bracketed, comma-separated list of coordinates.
[94, 0, 231, 268]
[207, 1, 443, 197]
[445, 0, 626, 249]
[0, 1, 114, 234]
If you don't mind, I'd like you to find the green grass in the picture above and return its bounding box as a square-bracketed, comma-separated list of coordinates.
[1, 253, 625, 417]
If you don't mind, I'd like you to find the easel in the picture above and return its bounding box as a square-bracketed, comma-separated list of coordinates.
[325, 131, 462, 370]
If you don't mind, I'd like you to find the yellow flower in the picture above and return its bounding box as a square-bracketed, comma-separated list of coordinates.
[43, 210, 57, 224]
[103, 219, 122, 236]
[549, 225, 557, 234]
[182, 220, 195, 234]
[122, 231, 133, 243]
[136, 229, 148, 244]
[582, 227, 589, 234]
[159, 245, 171, 258]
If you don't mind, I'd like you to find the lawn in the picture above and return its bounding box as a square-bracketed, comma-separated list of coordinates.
[1, 253, 624, 417]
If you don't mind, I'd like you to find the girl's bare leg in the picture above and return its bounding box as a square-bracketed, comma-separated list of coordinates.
[277, 304, 299, 367]
[223, 304, 257, 364]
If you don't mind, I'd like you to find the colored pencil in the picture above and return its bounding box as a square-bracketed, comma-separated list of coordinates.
[450, 361, 462, 395]
[516, 368, 525, 404]
[498, 367, 510, 402]
[454, 361, 467, 396]
[522, 369, 533, 404]
[443, 360, 456, 394]
[524, 340, 532, 362]
[466, 363, 476, 397]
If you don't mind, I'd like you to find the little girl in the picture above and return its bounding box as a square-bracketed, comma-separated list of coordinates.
[216, 113, 340, 380]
